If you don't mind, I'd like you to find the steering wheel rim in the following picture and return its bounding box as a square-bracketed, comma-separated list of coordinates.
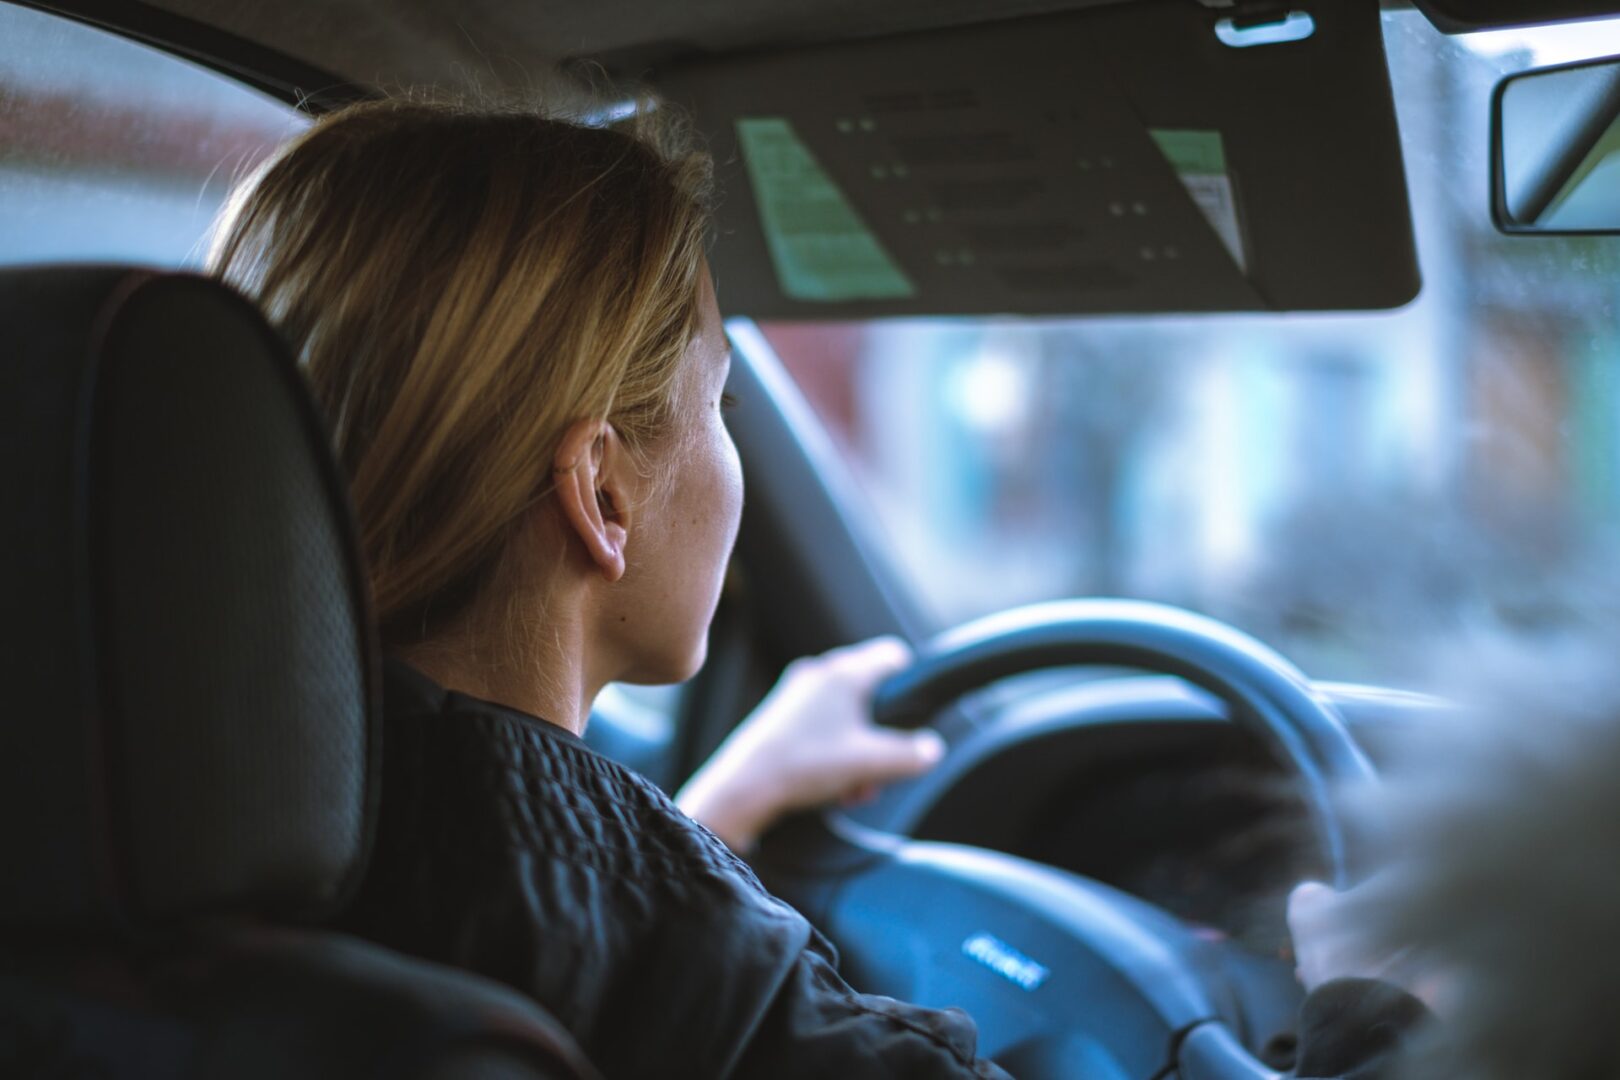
[754, 600, 1380, 1078]
[868, 598, 1375, 889]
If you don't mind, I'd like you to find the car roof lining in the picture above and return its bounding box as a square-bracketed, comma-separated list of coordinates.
[20, 1, 1620, 111]
[133, 0, 1137, 99]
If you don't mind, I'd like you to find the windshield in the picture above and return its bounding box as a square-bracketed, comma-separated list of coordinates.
[759, 11, 1620, 692]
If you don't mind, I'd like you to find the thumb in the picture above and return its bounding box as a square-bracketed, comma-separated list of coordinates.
[832, 636, 913, 693]
[1287, 880, 1336, 929]
[843, 727, 947, 787]
[1286, 880, 1335, 949]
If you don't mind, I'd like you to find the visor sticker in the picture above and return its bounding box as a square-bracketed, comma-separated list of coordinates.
[1149, 128, 1248, 272]
[736, 117, 917, 302]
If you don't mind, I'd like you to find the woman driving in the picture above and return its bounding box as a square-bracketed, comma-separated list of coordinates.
[210, 98, 1426, 1078]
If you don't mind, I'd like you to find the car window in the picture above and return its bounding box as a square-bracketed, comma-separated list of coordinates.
[760, 11, 1620, 694]
[0, 2, 306, 268]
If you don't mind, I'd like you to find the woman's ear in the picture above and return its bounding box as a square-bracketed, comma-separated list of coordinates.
[553, 418, 633, 583]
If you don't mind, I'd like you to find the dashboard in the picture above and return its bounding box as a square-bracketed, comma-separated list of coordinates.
[882, 674, 1440, 957]
[1002, 738, 1310, 957]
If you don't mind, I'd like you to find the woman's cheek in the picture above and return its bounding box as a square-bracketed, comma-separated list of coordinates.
[721, 431, 744, 540]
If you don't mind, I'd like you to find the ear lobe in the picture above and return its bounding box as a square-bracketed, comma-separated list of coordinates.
[554, 419, 630, 583]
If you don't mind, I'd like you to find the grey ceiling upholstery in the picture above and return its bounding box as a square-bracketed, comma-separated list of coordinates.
[146, 0, 1129, 95]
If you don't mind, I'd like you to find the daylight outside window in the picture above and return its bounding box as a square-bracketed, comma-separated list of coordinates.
[760, 12, 1620, 693]
[0, 3, 306, 268]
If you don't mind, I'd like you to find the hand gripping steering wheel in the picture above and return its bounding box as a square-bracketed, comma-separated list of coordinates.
[754, 600, 1376, 1079]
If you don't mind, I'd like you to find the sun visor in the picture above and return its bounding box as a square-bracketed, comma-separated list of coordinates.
[1413, 0, 1620, 33]
[656, 0, 1418, 317]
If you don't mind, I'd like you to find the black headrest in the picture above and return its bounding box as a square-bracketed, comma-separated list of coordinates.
[0, 265, 377, 933]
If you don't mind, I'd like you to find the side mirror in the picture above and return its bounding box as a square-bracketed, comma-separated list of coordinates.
[1493, 55, 1620, 233]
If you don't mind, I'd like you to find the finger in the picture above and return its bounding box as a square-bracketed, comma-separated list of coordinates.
[831, 636, 913, 690]
[1286, 881, 1334, 952]
[1290, 880, 1333, 901]
[1287, 880, 1335, 930]
[824, 633, 909, 663]
[842, 728, 947, 787]
[1287, 880, 1359, 992]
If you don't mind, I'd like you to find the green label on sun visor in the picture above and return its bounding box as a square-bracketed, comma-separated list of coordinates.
[1149, 128, 1247, 272]
[1150, 129, 1228, 176]
[736, 117, 916, 302]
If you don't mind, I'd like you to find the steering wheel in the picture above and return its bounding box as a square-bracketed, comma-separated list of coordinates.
[754, 599, 1376, 1080]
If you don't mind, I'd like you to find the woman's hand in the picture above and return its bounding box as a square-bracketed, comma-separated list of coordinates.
[1288, 879, 1446, 1012]
[1288, 881, 1385, 991]
[675, 636, 947, 853]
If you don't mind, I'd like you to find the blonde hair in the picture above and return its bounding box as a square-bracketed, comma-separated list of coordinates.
[210, 99, 712, 646]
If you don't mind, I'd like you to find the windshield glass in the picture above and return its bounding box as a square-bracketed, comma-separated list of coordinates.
[758, 11, 1620, 692]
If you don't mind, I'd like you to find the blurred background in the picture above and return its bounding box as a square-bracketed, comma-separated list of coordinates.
[762, 12, 1620, 691]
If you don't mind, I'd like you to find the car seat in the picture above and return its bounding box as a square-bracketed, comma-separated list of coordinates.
[0, 265, 599, 1080]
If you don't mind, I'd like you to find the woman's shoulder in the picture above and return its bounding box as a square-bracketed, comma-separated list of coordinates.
[356, 658, 812, 1076]
[376, 657, 779, 903]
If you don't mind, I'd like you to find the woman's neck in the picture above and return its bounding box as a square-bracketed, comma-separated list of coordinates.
[397, 606, 601, 736]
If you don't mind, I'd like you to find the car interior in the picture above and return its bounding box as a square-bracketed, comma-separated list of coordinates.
[4, 0, 1620, 1077]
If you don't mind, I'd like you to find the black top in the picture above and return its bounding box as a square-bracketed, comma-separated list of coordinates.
[340, 659, 1424, 1078]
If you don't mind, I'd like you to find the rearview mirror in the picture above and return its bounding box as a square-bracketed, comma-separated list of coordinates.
[1493, 55, 1620, 233]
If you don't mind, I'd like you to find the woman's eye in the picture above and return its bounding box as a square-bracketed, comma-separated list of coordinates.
[720, 393, 739, 411]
